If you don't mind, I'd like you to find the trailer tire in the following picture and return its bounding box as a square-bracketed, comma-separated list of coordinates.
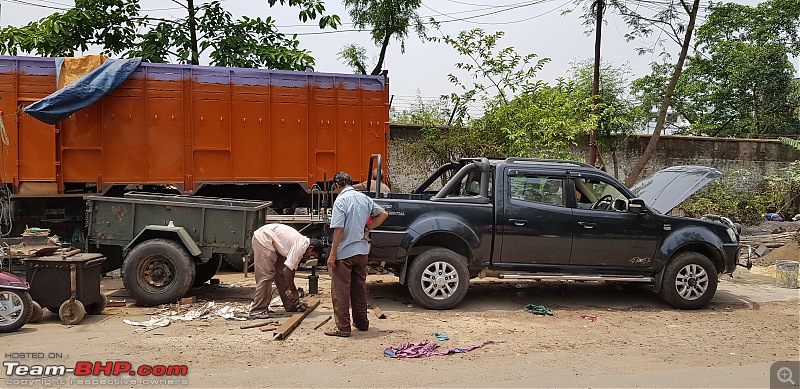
[223, 253, 245, 272]
[406, 248, 470, 310]
[193, 254, 222, 287]
[29, 301, 43, 323]
[123, 239, 196, 307]
[59, 300, 85, 325]
[85, 294, 107, 315]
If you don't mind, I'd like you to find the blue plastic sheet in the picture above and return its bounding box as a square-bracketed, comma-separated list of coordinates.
[24, 57, 142, 125]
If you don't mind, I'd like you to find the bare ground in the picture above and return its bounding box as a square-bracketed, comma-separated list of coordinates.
[2, 265, 798, 389]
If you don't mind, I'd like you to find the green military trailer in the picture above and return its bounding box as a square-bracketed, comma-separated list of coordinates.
[85, 193, 272, 306]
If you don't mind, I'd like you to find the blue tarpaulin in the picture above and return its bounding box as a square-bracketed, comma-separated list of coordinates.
[24, 57, 142, 125]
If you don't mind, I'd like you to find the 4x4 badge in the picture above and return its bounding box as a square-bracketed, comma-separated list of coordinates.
[663, 224, 672, 231]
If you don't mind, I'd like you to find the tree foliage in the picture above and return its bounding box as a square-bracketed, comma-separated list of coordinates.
[603, 0, 703, 187]
[0, 0, 140, 57]
[0, 0, 341, 71]
[339, 0, 424, 75]
[403, 29, 647, 173]
[636, 0, 800, 138]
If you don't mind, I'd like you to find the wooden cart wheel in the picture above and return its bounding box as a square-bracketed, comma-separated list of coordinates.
[59, 300, 86, 325]
[29, 301, 43, 323]
[85, 294, 108, 315]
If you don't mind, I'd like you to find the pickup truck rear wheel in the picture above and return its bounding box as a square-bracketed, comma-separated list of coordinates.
[123, 239, 196, 307]
[407, 248, 469, 310]
[660, 252, 718, 309]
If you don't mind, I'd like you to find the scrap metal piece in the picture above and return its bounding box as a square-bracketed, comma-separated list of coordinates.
[370, 303, 386, 319]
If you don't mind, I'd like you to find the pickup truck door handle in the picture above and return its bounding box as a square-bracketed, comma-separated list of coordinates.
[509, 218, 527, 226]
[578, 221, 595, 229]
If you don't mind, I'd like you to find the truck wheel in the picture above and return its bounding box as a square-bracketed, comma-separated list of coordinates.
[660, 252, 718, 309]
[223, 253, 245, 271]
[193, 254, 222, 287]
[0, 288, 32, 333]
[407, 248, 470, 310]
[123, 239, 196, 307]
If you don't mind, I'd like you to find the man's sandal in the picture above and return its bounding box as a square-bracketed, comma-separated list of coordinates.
[324, 330, 351, 337]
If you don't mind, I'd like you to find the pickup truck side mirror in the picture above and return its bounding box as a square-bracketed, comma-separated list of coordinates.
[628, 198, 646, 215]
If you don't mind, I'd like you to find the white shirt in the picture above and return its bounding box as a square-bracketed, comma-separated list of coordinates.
[253, 224, 310, 270]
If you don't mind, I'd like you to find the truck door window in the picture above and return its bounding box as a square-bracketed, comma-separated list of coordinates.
[509, 175, 564, 207]
[576, 178, 628, 211]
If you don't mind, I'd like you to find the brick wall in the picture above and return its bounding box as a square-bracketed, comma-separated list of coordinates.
[386, 125, 800, 193]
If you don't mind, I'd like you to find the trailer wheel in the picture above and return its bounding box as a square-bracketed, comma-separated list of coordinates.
[223, 253, 245, 271]
[193, 254, 222, 287]
[85, 294, 107, 315]
[123, 239, 196, 307]
[29, 301, 43, 323]
[659, 252, 718, 309]
[406, 248, 470, 310]
[59, 300, 85, 325]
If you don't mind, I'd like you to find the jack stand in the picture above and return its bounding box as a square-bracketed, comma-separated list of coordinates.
[309, 266, 319, 295]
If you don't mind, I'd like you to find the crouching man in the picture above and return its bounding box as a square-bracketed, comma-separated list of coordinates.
[250, 223, 324, 316]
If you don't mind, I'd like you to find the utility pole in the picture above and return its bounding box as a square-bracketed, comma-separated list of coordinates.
[588, 0, 604, 167]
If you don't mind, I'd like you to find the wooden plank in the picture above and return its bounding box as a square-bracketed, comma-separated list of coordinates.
[258, 326, 278, 332]
[272, 298, 320, 340]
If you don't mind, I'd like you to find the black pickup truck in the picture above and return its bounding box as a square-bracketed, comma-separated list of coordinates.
[367, 157, 748, 310]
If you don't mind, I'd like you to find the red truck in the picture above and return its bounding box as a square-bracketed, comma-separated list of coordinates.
[0, 55, 389, 264]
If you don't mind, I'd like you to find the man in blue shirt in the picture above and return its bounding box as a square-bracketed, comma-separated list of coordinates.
[325, 171, 388, 337]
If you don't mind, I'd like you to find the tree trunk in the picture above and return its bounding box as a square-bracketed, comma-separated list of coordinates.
[371, 32, 392, 75]
[188, 0, 199, 65]
[623, 0, 701, 187]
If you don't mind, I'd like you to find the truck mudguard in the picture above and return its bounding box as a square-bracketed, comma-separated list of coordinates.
[125, 225, 202, 257]
[655, 226, 725, 271]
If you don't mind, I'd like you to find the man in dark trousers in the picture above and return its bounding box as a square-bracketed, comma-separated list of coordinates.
[325, 171, 388, 337]
[250, 223, 324, 317]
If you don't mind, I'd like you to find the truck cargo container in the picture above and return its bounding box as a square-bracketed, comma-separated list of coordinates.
[0, 56, 390, 247]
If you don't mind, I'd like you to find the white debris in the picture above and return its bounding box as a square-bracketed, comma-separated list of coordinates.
[123, 317, 170, 327]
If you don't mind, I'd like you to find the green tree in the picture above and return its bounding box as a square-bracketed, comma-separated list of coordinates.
[564, 60, 647, 177]
[0, 0, 340, 71]
[642, 0, 800, 138]
[339, 0, 424, 75]
[599, 0, 704, 187]
[409, 29, 599, 168]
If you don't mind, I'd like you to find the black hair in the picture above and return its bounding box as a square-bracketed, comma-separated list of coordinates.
[308, 238, 324, 258]
[332, 171, 353, 187]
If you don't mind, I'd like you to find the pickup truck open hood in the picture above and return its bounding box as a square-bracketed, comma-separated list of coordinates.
[630, 165, 722, 214]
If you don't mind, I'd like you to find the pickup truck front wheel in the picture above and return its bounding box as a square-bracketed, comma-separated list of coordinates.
[407, 248, 469, 310]
[660, 252, 718, 309]
[123, 239, 196, 306]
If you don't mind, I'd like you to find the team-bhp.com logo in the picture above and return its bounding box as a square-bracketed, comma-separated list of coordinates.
[4, 360, 189, 387]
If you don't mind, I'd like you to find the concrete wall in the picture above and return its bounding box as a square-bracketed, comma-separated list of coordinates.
[386, 125, 800, 193]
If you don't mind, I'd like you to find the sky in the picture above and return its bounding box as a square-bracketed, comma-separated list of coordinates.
[0, 0, 796, 115]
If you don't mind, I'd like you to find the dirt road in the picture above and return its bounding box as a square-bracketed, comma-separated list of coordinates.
[2, 267, 798, 388]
